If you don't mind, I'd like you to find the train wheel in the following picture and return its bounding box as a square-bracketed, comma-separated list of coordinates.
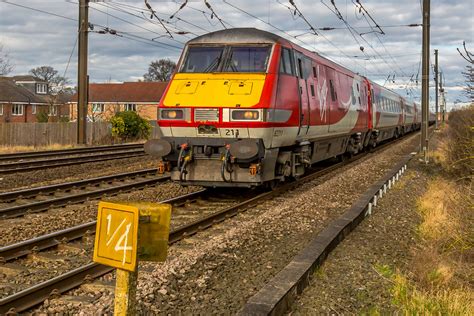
[265, 179, 279, 190]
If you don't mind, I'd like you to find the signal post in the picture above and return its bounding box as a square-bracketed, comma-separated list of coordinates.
[421, 0, 430, 162]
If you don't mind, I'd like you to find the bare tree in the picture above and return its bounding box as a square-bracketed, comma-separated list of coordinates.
[457, 42, 474, 103]
[29, 66, 69, 93]
[0, 44, 14, 75]
[143, 59, 176, 82]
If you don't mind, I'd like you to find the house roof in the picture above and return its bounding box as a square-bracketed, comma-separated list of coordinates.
[3, 75, 46, 83]
[70, 81, 169, 103]
[0, 79, 49, 104]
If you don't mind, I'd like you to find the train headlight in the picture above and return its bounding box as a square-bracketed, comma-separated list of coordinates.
[161, 109, 184, 120]
[230, 109, 262, 121]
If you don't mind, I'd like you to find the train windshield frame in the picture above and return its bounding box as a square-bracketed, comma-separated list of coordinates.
[179, 45, 272, 73]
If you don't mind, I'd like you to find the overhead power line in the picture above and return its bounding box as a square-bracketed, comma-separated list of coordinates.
[108, 1, 209, 34]
[288, 0, 318, 35]
[144, 0, 174, 38]
[353, 0, 384, 35]
[2, 1, 76, 21]
[203, 0, 227, 29]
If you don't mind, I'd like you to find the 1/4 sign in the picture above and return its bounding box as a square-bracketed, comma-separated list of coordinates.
[93, 202, 139, 271]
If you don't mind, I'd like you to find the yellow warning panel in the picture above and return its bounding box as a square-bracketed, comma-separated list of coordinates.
[93, 202, 139, 272]
[136, 203, 172, 262]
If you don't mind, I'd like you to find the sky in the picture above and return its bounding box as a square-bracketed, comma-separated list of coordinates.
[0, 0, 473, 110]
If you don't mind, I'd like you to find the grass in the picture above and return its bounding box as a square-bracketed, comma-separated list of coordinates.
[388, 176, 473, 314]
[371, 121, 474, 315]
[391, 273, 473, 315]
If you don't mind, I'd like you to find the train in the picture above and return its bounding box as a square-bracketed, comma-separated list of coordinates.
[145, 28, 433, 188]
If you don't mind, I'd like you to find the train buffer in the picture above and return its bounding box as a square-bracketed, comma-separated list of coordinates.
[93, 201, 172, 315]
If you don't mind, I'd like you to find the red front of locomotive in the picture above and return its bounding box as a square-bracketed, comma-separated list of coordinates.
[147, 29, 301, 187]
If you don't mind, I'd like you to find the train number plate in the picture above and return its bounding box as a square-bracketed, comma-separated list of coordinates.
[224, 129, 240, 137]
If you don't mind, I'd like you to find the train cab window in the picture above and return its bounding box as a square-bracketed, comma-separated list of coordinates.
[310, 84, 315, 97]
[181, 46, 224, 73]
[225, 46, 271, 72]
[280, 48, 294, 75]
[294, 52, 312, 79]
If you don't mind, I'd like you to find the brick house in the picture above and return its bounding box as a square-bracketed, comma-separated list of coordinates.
[69, 82, 168, 122]
[0, 76, 70, 123]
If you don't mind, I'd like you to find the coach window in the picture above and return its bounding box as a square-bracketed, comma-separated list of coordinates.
[313, 66, 317, 78]
[310, 84, 315, 97]
[280, 48, 294, 75]
[0, 104, 3, 115]
[329, 80, 337, 101]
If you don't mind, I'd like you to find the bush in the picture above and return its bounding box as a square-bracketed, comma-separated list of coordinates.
[110, 111, 151, 140]
[446, 106, 473, 180]
[36, 110, 49, 123]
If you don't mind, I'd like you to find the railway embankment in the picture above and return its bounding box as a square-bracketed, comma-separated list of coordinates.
[290, 107, 473, 314]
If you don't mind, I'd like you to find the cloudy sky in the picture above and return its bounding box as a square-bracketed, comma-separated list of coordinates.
[0, 0, 472, 109]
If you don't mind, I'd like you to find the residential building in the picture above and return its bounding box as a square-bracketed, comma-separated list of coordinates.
[0, 76, 70, 123]
[69, 81, 168, 121]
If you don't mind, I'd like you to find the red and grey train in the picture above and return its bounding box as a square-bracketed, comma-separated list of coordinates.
[145, 28, 429, 187]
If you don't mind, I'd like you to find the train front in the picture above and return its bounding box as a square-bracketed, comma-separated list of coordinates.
[145, 29, 281, 187]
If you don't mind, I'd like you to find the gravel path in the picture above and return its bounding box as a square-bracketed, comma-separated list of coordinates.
[0, 182, 201, 246]
[0, 156, 159, 192]
[289, 155, 430, 314]
[34, 133, 423, 314]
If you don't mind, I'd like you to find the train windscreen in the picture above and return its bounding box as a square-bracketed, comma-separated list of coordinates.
[224, 46, 271, 73]
[181, 46, 224, 73]
[180, 45, 271, 73]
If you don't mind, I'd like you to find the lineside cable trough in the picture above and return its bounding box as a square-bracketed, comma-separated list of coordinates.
[240, 151, 416, 316]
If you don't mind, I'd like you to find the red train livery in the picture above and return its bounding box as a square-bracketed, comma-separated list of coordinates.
[145, 28, 424, 187]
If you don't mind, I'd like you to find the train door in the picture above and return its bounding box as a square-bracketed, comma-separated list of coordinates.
[368, 84, 375, 130]
[294, 51, 310, 136]
[313, 63, 330, 128]
[354, 80, 368, 131]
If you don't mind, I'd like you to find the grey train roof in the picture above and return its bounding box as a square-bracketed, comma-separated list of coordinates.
[187, 28, 287, 45]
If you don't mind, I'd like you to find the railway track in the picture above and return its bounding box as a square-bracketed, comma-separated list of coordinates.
[0, 144, 146, 175]
[0, 132, 416, 314]
[0, 169, 169, 218]
[0, 143, 144, 161]
[0, 156, 358, 314]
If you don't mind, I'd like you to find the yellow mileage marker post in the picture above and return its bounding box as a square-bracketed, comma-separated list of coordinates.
[93, 201, 171, 316]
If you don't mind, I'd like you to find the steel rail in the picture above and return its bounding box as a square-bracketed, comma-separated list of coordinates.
[0, 168, 159, 202]
[0, 175, 170, 218]
[0, 150, 147, 175]
[0, 190, 206, 262]
[0, 131, 418, 314]
[0, 143, 144, 161]
[0, 158, 351, 314]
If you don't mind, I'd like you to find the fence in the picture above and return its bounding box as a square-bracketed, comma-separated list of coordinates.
[0, 121, 163, 147]
[0, 122, 110, 147]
